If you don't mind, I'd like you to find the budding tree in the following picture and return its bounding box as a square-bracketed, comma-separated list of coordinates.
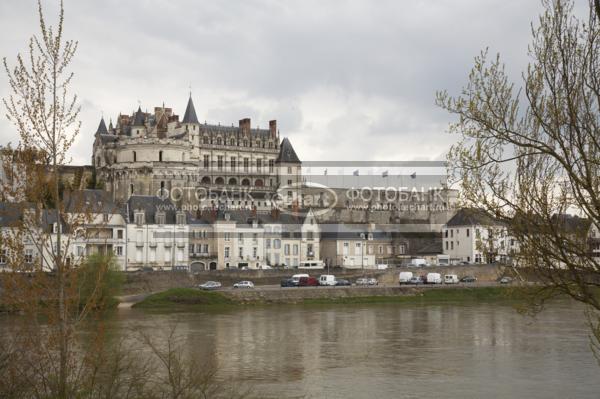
[437, 0, 600, 353]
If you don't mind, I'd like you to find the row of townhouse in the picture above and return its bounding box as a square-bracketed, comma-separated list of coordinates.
[1, 189, 449, 272]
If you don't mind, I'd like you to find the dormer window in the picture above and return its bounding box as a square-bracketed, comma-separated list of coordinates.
[134, 212, 145, 226]
[155, 211, 166, 225]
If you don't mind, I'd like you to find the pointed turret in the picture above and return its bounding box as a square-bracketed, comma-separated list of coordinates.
[95, 117, 108, 135]
[108, 119, 114, 132]
[133, 106, 145, 126]
[276, 138, 301, 164]
[182, 95, 199, 124]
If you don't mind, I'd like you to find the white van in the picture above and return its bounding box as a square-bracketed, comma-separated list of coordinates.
[426, 273, 442, 284]
[291, 274, 310, 284]
[319, 275, 336, 286]
[399, 272, 413, 284]
[444, 274, 459, 284]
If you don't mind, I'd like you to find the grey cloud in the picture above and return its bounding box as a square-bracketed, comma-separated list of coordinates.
[0, 0, 571, 164]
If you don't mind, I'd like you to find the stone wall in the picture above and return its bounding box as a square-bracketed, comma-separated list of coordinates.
[120, 264, 506, 295]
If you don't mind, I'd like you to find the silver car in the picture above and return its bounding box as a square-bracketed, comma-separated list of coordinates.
[198, 281, 222, 290]
[233, 281, 255, 289]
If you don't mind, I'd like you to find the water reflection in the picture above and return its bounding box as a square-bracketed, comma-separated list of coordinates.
[106, 302, 598, 398]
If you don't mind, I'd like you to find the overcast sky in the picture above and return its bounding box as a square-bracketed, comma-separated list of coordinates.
[0, 0, 586, 165]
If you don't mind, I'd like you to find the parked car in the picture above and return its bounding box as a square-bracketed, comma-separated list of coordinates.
[335, 278, 351, 286]
[367, 278, 378, 286]
[355, 277, 370, 286]
[198, 281, 222, 290]
[399, 272, 414, 284]
[460, 275, 477, 283]
[298, 276, 319, 287]
[319, 275, 336, 286]
[444, 274, 459, 284]
[500, 276, 513, 284]
[280, 278, 297, 287]
[408, 276, 423, 285]
[233, 280, 254, 289]
[291, 274, 310, 285]
[426, 273, 442, 284]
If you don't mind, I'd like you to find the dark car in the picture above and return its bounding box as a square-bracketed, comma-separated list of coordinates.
[460, 276, 477, 283]
[298, 276, 319, 287]
[280, 278, 297, 287]
[408, 276, 422, 285]
[335, 278, 351, 286]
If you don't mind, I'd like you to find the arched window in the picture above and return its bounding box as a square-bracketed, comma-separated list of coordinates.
[243, 140, 248, 147]
[203, 136, 209, 144]
[133, 151, 137, 162]
[230, 138, 236, 146]
[201, 176, 211, 184]
[241, 178, 250, 186]
[215, 177, 225, 185]
[217, 137, 222, 145]
[228, 177, 237, 185]
[255, 179, 264, 187]
[159, 150, 163, 162]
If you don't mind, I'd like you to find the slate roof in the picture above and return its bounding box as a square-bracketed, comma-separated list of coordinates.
[0, 202, 24, 226]
[95, 118, 108, 135]
[182, 96, 199, 124]
[127, 195, 181, 224]
[63, 190, 123, 215]
[132, 107, 145, 126]
[446, 208, 498, 227]
[416, 239, 443, 255]
[276, 138, 301, 164]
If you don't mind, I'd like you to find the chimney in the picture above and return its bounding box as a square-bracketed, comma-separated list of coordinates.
[239, 118, 251, 136]
[269, 120, 277, 139]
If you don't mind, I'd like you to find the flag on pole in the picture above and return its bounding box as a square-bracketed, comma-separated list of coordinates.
[324, 168, 328, 176]
[353, 170, 359, 176]
[382, 170, 388, 178]
[410, 172, 417, 179]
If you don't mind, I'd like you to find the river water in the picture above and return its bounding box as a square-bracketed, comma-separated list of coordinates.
[106, 301, 600, 399]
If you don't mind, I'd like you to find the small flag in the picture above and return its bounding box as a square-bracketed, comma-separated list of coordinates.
[353, 170, 359, 176]
[382, 170, 388, 178]
[410, 172, 417, 179]
[324, 168, 328, 176]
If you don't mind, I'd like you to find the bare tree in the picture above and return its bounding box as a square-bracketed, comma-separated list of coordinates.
[437, 0, 600, 351]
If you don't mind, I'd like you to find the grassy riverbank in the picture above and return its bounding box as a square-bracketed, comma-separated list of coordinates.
[132, 288, 235, 310]
[133, 286, 530, 310]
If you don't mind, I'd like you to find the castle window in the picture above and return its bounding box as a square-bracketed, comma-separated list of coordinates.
[133, 151, 137, 162]
[230, 138, 235, 146]
[130, 184, 134, 196]
[230, 157, 236, 170]
[243, 140, 248, 147]
[257, 159, 262, 172]
[269, 160, 274, 173]
[203, 136, 209, 144]
[159, 151, 163, 162]
[203, 155, 209, 169]
[243, 158, 249, 172]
